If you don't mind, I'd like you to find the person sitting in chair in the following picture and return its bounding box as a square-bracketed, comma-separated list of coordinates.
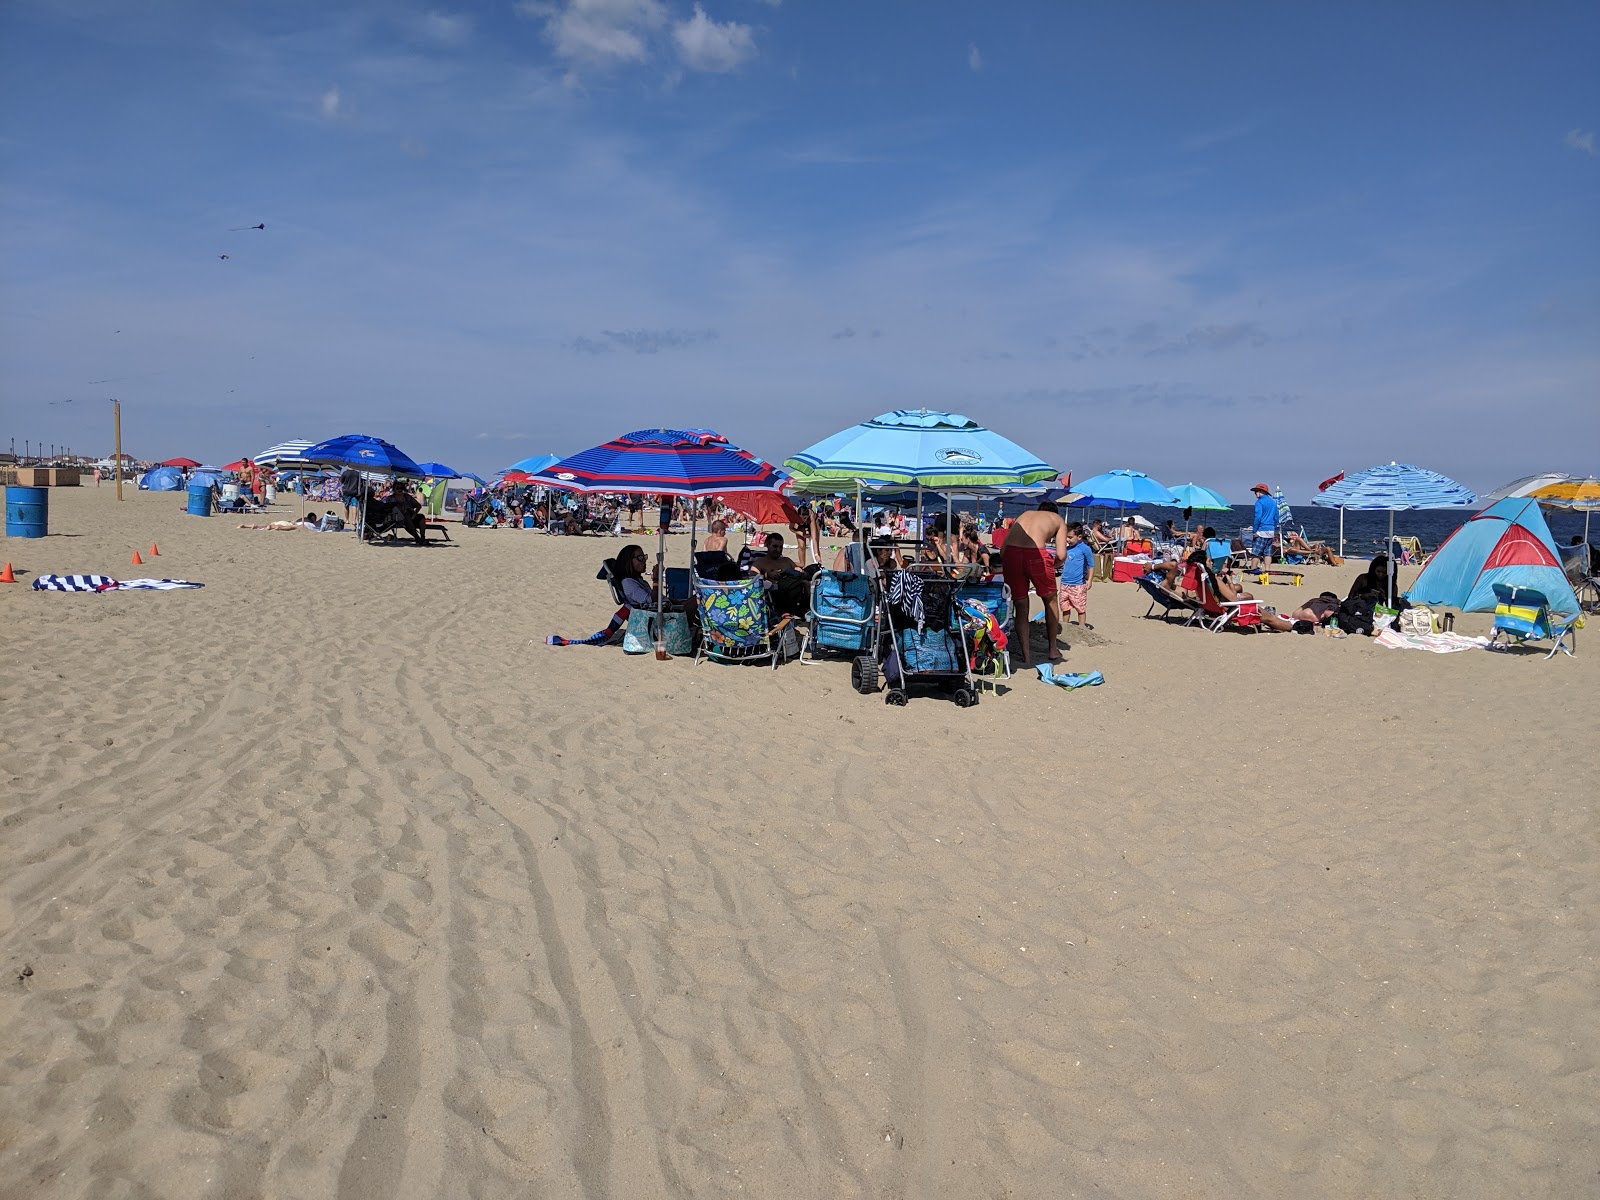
[704, 519, 728, 553]
[1283, 530, 1341, 565]
[391, 481, 427, 545]
[748, 532, 811, 616]
[612, 544, 659, 608]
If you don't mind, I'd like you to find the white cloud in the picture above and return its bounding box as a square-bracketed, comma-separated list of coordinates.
[415, 11, 472, 46]
[967, 43, 983, 71]
[673, 5, 756, 73]
[1565, 128, 1597, 157]
[526, 0, 667, 66]
[318, 86, 344, 119]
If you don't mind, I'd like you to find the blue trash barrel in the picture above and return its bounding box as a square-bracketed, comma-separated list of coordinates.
[186, 482, 213, 517]
[5, 486, 48, 538]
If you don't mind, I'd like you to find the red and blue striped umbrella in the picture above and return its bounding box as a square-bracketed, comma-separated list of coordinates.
[530, 429, 782, 496]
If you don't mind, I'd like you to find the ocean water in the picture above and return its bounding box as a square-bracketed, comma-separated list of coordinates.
[941, 501, 1594, 558]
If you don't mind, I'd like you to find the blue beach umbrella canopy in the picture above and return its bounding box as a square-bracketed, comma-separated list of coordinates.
[303, 433, 425, 476]
[1072, 469, 1179, 507]
[530, 428, 782, 496]
[503, 454, 562, 476]
[414, 461, 460, 478]
[784, 409, 1056, 489]
[1167, 483, 1231, 511]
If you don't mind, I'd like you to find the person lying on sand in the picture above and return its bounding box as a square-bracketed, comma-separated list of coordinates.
[237, 521, 305, 531]
[1284, 531, 1343, 565]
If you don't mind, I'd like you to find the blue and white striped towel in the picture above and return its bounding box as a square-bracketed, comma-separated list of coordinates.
[31, 574, 203, 592]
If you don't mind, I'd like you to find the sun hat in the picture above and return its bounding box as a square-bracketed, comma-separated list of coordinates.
[1250, 482, 1271, 493]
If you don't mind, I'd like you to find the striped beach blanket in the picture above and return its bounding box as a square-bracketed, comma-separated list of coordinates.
[31, 575, 205, 592]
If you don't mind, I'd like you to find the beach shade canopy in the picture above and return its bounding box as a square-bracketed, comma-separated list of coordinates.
[503, 454, 562, 476]
[1405, 497, 1579, 613]
[252, 439, 318, 469]
[783, 409, 1056, 489]
[1166, 483, 1231, 511]
[302, 433, 424, 476]
[1480, 472, 1576, 504]
[1072, 469, 1179, 507]
[529, 428, 783, 496]
[158, 457, 200, 469]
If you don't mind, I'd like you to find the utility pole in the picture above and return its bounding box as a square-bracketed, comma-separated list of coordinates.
[111, 399, 123, 500]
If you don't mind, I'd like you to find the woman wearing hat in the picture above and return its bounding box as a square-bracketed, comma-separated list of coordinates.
[1249, 483, 1278, 570]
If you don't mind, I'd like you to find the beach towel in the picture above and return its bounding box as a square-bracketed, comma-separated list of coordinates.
[1374, 629, 1489, 654]
[547, 605, 630, 646]
[1035, 663, 1104, 689]
[31, 575, 204, 592]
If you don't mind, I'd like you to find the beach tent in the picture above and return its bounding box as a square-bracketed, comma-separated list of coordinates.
[138, 466, 185, 491]
[1404, 497, 1578, 614]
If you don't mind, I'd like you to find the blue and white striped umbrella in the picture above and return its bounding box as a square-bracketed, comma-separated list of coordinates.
[1311, 462, 1477, 604]
[253, 439, 317, 468]
[1310, 462, 1476, 511]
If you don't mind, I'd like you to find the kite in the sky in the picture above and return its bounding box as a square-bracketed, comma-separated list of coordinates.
[218, 254, 230, 260]
[229, 223, 266, 231]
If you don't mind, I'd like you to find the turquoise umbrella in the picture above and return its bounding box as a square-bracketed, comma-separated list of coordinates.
[1167, 483, 1231, 511]
[784, 409, 1055, 489]
[1072, 469, 1178, 506]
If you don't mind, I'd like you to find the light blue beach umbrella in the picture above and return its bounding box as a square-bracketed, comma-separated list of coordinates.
[1072, 469, 1179, 507]
[503, 454, 562, 476]
[1312, 462, 1477, 604]
[1167, 483, 1231, 511]
[784, 409, 1055, 489]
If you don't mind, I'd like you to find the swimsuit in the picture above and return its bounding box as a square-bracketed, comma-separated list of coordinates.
[1002, 545, 1056, 601]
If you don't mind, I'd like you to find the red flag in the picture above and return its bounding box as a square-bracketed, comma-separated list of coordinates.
[1317, 471, 1345, 492]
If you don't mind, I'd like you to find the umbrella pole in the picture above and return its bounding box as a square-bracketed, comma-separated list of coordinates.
[945, 494, 953, 563]
[655, 522, 667, 660]
[1339, 507, 1344, 560]
[1387, 510, 1395, 607]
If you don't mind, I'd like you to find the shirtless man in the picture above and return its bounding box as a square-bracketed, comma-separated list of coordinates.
[1001, 500, 1069, 665]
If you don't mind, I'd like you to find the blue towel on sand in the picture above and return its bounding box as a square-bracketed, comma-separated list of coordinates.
[1035, 664, 1103, 689]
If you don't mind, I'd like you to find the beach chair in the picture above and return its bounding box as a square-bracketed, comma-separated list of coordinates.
[1134, 571, 1199, 624]
[803, 569, 878, 667]
[953, 578, 1013, 680]
[1561, 544, 1600, 614]
[1185, 571, 1262, 633]
[1487, 584, 1578, 659]
[692, 574, 802, 669]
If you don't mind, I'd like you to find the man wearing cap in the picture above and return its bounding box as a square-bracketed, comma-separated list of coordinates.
[1249, 483, 1278, 570]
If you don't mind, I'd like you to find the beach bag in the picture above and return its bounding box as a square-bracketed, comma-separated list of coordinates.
[1397, 605, 1437, 636]
[622, 609, 693, 655]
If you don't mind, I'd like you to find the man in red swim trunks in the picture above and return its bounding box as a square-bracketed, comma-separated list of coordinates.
[1001, 500, 1069, 665]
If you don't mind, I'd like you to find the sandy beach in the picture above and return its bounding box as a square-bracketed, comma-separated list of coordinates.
[2, 484, 1596, 1199]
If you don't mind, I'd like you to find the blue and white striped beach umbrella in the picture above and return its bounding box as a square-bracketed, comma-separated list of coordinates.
[784, 409, 1055, 489]
[1311, 462, 1477, 603]
[252, 439, 317, 469]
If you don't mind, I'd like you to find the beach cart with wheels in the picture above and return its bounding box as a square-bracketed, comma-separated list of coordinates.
[803, 569, 883, 693]
[879, 566, 980, 707]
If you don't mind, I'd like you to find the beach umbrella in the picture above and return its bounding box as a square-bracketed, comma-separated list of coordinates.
[1480, 472, 1575, 505]
[414, 461, 461, 478]
[252, 439, 317, 469]
[503, 454, 562, 476]
[303, 433, 426, 538]
[1167, 483, 1231, 511]
[785, 409, 1055, 489]
[158, 456, 200, 469]
[1071, 469, 1179, 507]
[531, 429, 786, 656]
[785, 409, 1055, 560]
[1312, 462, 1477, 605]
[1530, 476, 1600, 543]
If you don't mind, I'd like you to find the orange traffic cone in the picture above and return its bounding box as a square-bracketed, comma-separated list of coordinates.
[0, 562, 15, 583]
[131, 549, 143, 566]
[149, 543, 160, 557]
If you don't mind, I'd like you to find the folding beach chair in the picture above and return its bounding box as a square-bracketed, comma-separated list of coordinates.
[1561, 543, 1600, 614]
[1134, 572, 1200, 624]
[804, 569, 878, 665]
[1185, 571, 1262, 633]
[693, 574, 802, 668]
[1487, 584, 1579, 659]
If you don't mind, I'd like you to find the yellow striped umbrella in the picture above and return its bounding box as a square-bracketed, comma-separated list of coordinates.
[1531, 477, 1600, 540]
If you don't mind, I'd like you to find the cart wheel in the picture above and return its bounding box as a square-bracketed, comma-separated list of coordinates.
[851, 656, 879, 695]
[953, 687, 977, 708]
[885, 689, 908, 707]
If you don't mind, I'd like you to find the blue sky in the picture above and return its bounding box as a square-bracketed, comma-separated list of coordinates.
[3, 0, 1596, 498]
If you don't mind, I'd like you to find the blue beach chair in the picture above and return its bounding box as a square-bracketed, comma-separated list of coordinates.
[1487, 584, 1579, 659]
